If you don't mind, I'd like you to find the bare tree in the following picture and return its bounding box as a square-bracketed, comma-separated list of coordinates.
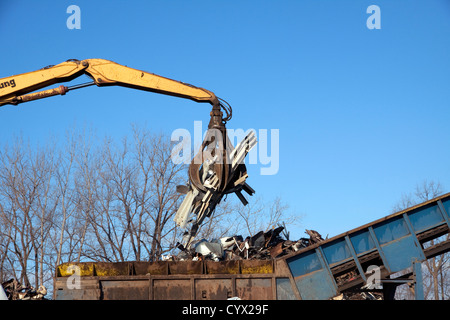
[0, 136, 56, 288]
[1, 125, 301, 296]
[195, 198, 240, 241]
[145, 132, 186, 261]
[0, 138, 34, 287]
[0, 204, 13, 283]
[233, 196, 300, 237]
[60, 127, 188, 263]
[32, 141, 59, 289]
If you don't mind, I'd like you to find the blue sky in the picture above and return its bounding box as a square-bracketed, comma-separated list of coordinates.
[1, 0, 450, 239]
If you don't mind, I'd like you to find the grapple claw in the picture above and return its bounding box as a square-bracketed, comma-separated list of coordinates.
[174, 104, 257, 248]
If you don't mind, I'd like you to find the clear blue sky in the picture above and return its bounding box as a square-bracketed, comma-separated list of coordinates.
[1, 0, 450, 240]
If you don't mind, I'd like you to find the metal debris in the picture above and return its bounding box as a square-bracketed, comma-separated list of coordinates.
[175, 227, 326, 261]
[0, 284, 7, 300]
[1, 279, 47, 300]
[331, 291, 383, 300]
[194, 239, 224, 261]
[304, 229, 324, 244]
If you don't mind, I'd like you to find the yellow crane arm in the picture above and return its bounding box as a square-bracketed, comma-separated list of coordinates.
[0, 58, 220, 108]
[0, 58, 250, 247]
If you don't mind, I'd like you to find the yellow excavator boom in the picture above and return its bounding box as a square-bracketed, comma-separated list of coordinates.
[0, 58, 252, 249]
[0, 58, 219, 107]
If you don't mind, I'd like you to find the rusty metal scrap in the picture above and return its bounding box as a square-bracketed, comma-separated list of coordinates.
[331, 291, 383, 300]
[1, 279, 47, 300]
[304, 229, 324, 244]
[174, 228, 326, 262]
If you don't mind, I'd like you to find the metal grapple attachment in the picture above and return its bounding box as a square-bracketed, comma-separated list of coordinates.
[174, 105, 257, 248]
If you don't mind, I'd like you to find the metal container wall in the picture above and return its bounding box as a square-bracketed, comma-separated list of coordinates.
[54, 260, 286, 300]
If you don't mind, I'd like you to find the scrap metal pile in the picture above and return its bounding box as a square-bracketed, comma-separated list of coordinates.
[173, 229, 385, 300]
[173, 227, 326, 261]
[1, 279, 47, 300]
